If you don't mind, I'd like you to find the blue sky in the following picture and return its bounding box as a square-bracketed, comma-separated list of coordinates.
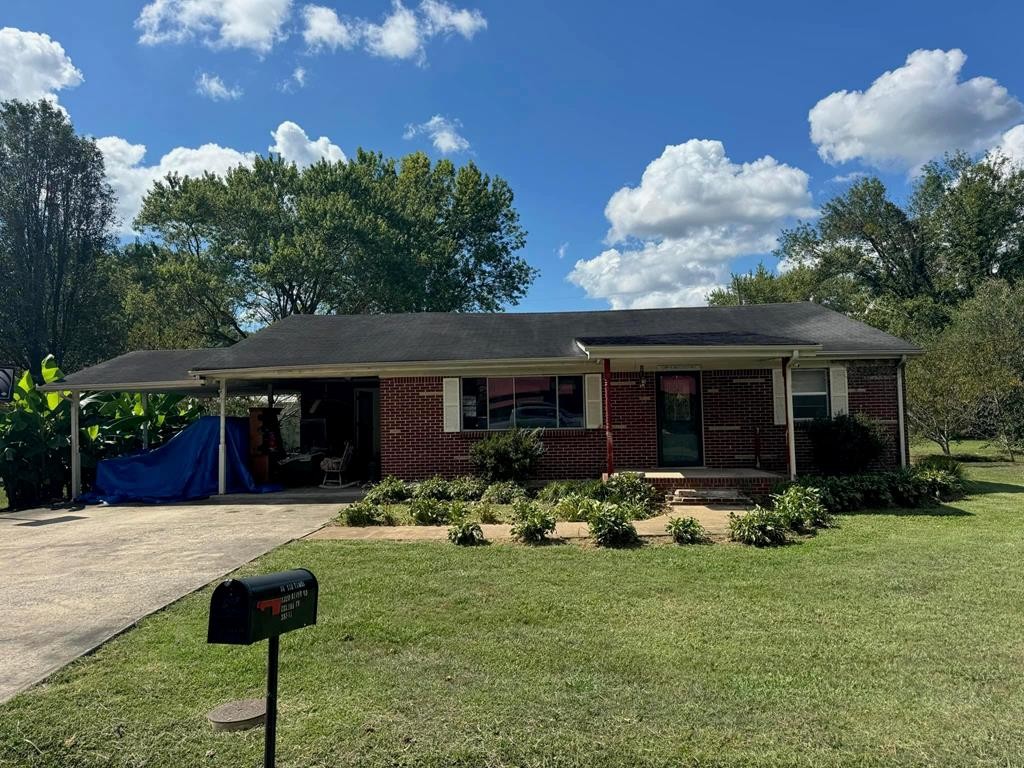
[4, 0, 1024, 312]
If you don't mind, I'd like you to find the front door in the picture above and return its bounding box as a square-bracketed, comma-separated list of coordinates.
[657, 372, 703, 467]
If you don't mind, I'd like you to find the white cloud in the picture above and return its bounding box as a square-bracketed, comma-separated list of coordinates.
[809, 49, 1024, 171]
[97, 136, 255, 232]
[569, 139, 814, 309]
[301, 1, 485, 63]
[136, 0, 293, 53]
[362, 2, 423, 61]
[993, 124, 1024, 167]
[403, 115, 470, 153]
[301, 5, 356, 51]
[196, 72, 243, 101]
[830, 171, 869, 184]
[419, 0, 486, 38]
[556, 242, 569, 259]
[268, 120, 345, 166]
[0, 27, 82, 103]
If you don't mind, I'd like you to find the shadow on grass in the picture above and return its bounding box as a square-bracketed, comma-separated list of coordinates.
[967, 480, 1024, 495]
[841, 502, 973, 518]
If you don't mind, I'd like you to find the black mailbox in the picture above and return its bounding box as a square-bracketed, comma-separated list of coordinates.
[208, 568, 318, 645]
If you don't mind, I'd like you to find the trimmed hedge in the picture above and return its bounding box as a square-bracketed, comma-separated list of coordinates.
[782, 467, 965, 514]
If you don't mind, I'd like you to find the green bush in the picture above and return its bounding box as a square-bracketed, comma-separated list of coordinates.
[510, 499, 556, 544]
[728, 506, 789, 547]
[475, 501, 501, 524]
[588, 503, 640, 548]
[411, 475, 454, 501]
[666, 516, 710, 545]
[806, 414, 886, 475]
[363, 475, 411, 504]
[341, 500, 395, 526]
[785, 467, 964, 513]
[409, 498, 451, 526]
[771, 485, 832, 532]
[447, 518, 486, 546]
[603, 472, 664, 518]
[448, 475, 487, 501]
[537, 479, 605, 503]
[915, 454, 965, 480]
[469, 428, 546, 482]
[481, 480, 527, 504]
[551, 493, 601, 522]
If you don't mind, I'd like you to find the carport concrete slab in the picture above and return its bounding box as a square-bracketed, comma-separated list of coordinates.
[0, 494, 342, 703]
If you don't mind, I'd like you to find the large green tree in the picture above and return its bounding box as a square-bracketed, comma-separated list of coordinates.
[0, 100, 119, 382]
[130, 150, 534, 345]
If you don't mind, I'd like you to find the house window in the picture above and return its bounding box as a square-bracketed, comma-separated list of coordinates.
[792, 369, 830, 420]
[460, 376, 585, 429]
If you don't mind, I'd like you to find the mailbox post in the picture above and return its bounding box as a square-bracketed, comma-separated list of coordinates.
[208, 568, 318, 768]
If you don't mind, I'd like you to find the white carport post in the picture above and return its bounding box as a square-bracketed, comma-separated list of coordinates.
[218, 379, 228, 495]
[70, 390, 81, 499]
[784, 353, 798, 480]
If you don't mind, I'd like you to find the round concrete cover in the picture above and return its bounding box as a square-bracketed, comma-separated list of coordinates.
[207, 698, 266, 732]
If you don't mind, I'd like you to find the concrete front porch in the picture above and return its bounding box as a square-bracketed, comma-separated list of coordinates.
[622, 467, 784, 498]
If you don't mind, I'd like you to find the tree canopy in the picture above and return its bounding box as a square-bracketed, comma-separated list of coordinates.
[0, 100, 118, 383]
[129, 150, 534, 345]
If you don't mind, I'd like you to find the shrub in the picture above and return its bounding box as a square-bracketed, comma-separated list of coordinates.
[341, 500, 394, 526]
[728, 506, 789, 547]
[806, 414, 886, 475]
[916, 468, 965, 502]
[771, 485, 832, 532]
[510, 499, 556, 544]
[603, 472, 664, 518]
[915, 454, 965, 481]
[448, 475, 487, 501]
[409, 498, 451, 526]
[475, 501, 501, 524]
[411, 475, 453, 501]
[363, 475, 411, 504]
[448, 518, 486, 546]
[552, 492, 603, 522]
[588, 503, 640, 548]
[481, 480, 527, 504]
[666, 516, 710, 545]
[537, 479, 605, 503]
[469, 428, 546, 482]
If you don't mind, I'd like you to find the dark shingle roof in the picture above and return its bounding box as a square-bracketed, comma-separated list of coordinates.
[193, 302, 918, 371]
[48, 303, 920, 389]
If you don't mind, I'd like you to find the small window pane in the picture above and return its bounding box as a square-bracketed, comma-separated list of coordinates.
[488, 377, 515, 430]
[793, 394, 829, 420]
[514, 376, 558, 428]
[558, 376, 584, 427]
[461, 378, 487, 430]
[792, 369, 828, 394]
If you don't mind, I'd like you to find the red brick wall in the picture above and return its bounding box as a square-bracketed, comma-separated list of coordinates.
[378, 362, 905, 480]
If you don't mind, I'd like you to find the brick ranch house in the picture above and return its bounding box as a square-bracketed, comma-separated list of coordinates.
[46, 302, 920, 498]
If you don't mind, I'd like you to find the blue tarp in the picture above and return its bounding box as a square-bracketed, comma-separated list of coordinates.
[81, 416, 280, 504]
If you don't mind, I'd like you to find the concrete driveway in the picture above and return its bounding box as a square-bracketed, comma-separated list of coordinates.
[0, 491, 349, 703]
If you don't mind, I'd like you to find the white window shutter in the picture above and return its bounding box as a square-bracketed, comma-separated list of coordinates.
[442, 378, 461, 432]
[829, 365, 849, 417]
[772, 368, 787, 425]
[584, 373, 603, 429]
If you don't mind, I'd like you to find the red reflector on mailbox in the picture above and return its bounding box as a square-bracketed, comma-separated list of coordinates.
[208, 568, 318, 645]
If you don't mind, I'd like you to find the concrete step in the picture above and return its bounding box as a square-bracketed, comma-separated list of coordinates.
[667, 488, 752, 506]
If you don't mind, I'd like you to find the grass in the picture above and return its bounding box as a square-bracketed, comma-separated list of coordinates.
[2, 462, 1023, 767]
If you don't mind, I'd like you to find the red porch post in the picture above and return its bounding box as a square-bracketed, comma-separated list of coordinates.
[603, 358, 614, 476]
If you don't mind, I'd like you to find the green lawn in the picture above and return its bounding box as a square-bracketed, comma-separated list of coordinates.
[2, 462, 1023, 767]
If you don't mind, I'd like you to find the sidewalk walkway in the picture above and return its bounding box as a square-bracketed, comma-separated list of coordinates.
[306, 507, 734, 543]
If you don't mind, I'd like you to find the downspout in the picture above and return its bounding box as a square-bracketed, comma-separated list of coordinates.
[603, 358, 614, 477]
[784, 352, 799, 480]
[896, 355, 908, 468]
